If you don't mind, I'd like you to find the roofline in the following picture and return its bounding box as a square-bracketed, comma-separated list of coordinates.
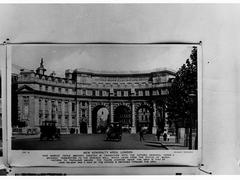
[18, 67, 176, 80]
[73, 68, 176, 76]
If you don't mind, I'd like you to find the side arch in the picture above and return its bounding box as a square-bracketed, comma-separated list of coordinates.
[136, 104, 153, 133]
[92, 105, 110, 134]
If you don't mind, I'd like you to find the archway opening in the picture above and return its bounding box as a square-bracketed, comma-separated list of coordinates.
[136, 106, 153, 133]
[92, 106, 109, 134]
[114, 105, 131, 131]
[156, 107, 165, 134]
[80, 121, 87, 134]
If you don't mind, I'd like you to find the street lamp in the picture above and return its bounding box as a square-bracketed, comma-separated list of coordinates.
[188, 90, 197, 150]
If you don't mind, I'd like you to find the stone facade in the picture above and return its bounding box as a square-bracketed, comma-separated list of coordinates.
[13, 60, 175, 134]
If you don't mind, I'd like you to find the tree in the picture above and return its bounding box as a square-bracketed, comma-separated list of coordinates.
[166, 46, 198, 148]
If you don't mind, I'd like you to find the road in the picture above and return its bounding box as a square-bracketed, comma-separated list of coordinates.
[12, 133, 186, 150]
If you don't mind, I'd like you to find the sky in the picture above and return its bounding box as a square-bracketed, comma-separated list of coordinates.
[11, 44, 193, 77]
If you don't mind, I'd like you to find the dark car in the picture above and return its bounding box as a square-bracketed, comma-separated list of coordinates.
[40, 121, 60, 141]
[105, 122, 122, 141]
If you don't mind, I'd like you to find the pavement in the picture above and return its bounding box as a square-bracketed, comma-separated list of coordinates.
[12, 133, 189, 150]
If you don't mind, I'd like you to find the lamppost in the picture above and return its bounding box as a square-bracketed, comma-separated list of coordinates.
[188, 90, 197, 150]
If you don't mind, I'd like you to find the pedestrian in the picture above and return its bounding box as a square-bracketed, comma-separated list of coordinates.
[139, 127, 145, 142]
[163, 129, 167, 141]
[156, 127, 161, 141]
[105, 125, 112, 141]
[167, 132, 170, 141]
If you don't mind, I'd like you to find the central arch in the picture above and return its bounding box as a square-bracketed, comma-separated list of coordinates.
[92, 105, 109, 134]
[114, 105, 131, 126]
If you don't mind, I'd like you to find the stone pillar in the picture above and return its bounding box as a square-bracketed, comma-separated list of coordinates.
[42, 99, 45, 124]
[110, 102, 114, 123]
[48, 99, 52, 121]
[68, 101, 72, 129]
[76, 101, 80, 134]
[18, 96, 23, 121]
[54, 100, 58, 125]
[34, 97, 39, 127]
[152, 101, 157, 134]
[164, 105, 169, 131]
[87, 102, 92, 134]
[29, 96, 35, 127]
[131, 102, 136, 133]
[61, 101, 65, 127]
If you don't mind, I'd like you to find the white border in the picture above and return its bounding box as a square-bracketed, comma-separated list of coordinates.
[6, 43, 12, 168]
[0, 43, 7, 169]
[0, 1, 238, 4]
[6, 43, 203, 169]
[198, 42, 203, 164]
[0, 45, 4, 167]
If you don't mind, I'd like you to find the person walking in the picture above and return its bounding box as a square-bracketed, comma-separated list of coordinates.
[167, 132, 170, 141]
[105, 125, 112, 141]
[156, 127, 161, 141]
[163, 129, 167, 141]
[139, 127, 145, 142]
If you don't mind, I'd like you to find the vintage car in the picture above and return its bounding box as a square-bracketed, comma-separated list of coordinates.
[105, 122, 122, 141]
[40, 121, 60, 141]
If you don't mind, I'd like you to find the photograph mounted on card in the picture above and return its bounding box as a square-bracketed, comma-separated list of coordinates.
[0, 44, 6, 169]
[7, 43, 202, 167]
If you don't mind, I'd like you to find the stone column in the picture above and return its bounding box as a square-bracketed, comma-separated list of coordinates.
[29, 96, 35, 127]
[68, 101, 72, 130]
[152, 101, 157, 134]
[131, 102, 136, 133]
[34, 97, 39, 127]
[110, 102, 114, 123]
[76, 101, 80, 133]
[164, 105, 169, 131]
[18, 96, 23, 121]
[48, 99, 52, 121]
[54, 100, 58, 126]
[61, 101, 65, 127]
[87, 102, 92, 134]
[42, 99, 45, 124]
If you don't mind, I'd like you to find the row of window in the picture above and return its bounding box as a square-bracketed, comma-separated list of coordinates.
[38, 109, 151, 123]
[39, 109, 87, 119]
[39, 85, 74, 94]
[95, 76, 149, 82]
[22, 72, 170, 84]
[78, 89, 166, 97]
[21, 74, 73, 84]
[39, 99, 88, 113]
[38, 84, 168, 97]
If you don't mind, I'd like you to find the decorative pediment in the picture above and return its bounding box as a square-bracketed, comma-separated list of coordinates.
[17, 85, 34, 92]
[47, 76, 52, 81]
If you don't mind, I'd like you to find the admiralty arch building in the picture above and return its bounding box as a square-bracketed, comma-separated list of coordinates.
[13, 60, 175, 135]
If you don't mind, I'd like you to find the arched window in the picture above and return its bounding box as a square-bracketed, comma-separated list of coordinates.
[138, 107, 151, 123]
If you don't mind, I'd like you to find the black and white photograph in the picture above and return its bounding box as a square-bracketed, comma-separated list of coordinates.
[10, 44, 199, 152]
